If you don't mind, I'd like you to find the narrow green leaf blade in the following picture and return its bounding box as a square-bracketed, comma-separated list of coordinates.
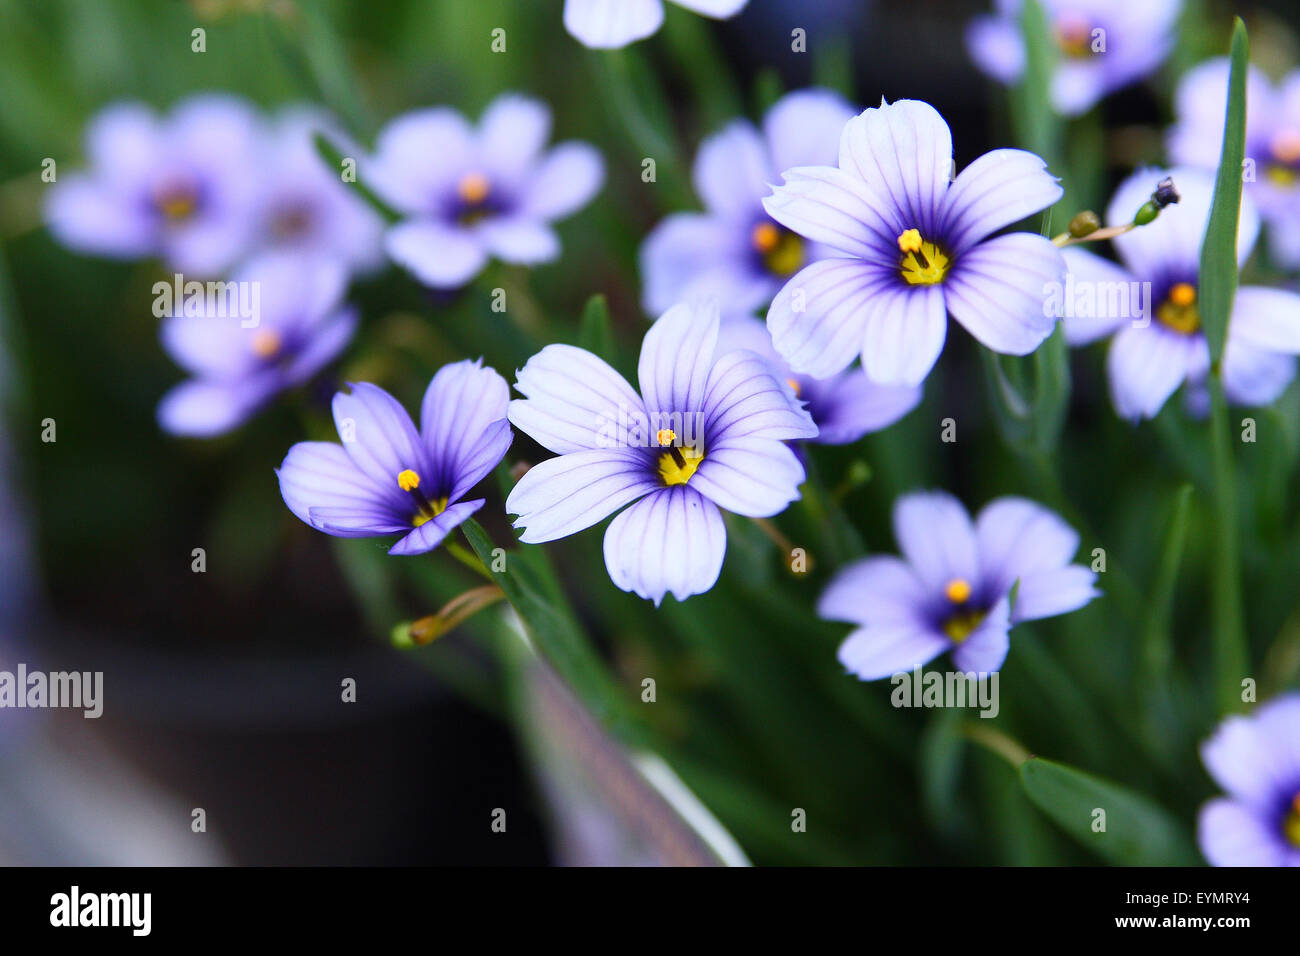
[576, 293, 615, 364]
[312, 132, 400, 224]
[1198, 18, 1249, 364]
[1019, 757, 1200, 865]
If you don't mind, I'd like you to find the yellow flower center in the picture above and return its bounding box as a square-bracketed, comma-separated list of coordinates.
[457, 172, 491, 206]
[941, 577, 983, 642]
[155, 184, 198, 222]
[1054, 14, 1092, 58]
[897, 229, 950, 285]
[251, 329, 282, 359]
[751, 221, 803, 276]
[1156, 282, 1200, 335]
[944, 578, 972, 604]
[397, 469, 447, 526]
[655, 429, 703, 486]
[1285, 792, 1300, 848]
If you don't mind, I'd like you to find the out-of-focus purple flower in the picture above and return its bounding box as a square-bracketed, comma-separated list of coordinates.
[46, 95, 261, 276]
[157, 253, 357, 437]
[563, 0, 749, 49]
[966, 0, 1182, 116]
[716, 316, 920, 444]
[641, 89, 856, 318]
[819, 491, 1099, 680]
[1198, 694, 1300, 867]
[365, 94, 603, 289]
[277, 362, 512, 555]
[505, 302, 816, 604]
[1058, 166, 1300, 420]
[1168, 58, 1300, 268]
[764, 99, 1065, 387]
[247, 109, 384, 277]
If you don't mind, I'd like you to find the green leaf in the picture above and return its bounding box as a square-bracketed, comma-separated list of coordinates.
[1198, 17, 1249, 364]
[576, 294, 615, 364]
[1142, 483, 1194, 681]
[312, 132, 400, 224]
[1199, 18, 1251, 714]
[1019, 757, 1200, 865]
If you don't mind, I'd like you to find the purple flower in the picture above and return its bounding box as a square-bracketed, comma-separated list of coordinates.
[1198, 694, 1300, 866]
[763, 99, 1065, 387]
[715, 316, 920, 444]
[640, 89, 856, 318]
[563, 0, 749, 49]
[1168, 58, 1300, 268]
[157, 252, 358, 437]
[1059, 166, 1300, 420]
[966, 0, 1182, 116]
[46, 95, 261, 276]
[246, 109, 384, 277]
[365, 94, 604, 289]
[819, 491, 1098, 679]
[505, 302, 817, 604]
[277, 361, 513, 555]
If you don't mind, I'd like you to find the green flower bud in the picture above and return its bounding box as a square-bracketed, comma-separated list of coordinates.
[1134, 201, 1161, 226]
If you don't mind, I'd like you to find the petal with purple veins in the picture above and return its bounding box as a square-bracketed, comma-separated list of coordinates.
[277, 441, 405, 533]
[506, 449, 658, 543]
[944, 232, 1063, 356]
[701, 348, 816, 444]
[688, 436, 805, 518]
[837, 99, 953, 233]
[510, 344, 646, 454]
[602, 486, 726, 605]
[332, 382, 430, 488]
[640, 302, 719, 416]
[767, 257, 894, 380]
[939, 148, 1062, 255]
[389, 499, 486, 555]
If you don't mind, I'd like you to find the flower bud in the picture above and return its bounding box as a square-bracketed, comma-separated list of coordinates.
[1068, 211, 1102, 238]
[1153, 176, 1180, 208]
[1134, 200, 1161, 226]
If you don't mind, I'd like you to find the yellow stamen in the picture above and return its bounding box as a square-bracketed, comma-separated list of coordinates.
[786, 377, 802, 397]
[251, 329, 281, 359]
[943, 609, 986, 643]
[658, 444, 703, 486]
[397, 469, 421, 492]
[897, 232, 950, 286]
[1169, 282, 1196, 307]
[156, 187, 197, 222]
[457, 172, 491, 205]
[752, 222, 804, 276]
[656, 428, 676, 447]
[1156, 283, 1201, 335]
[1272, 129, 1300, 166]
[944, 578, 972, 604]
[412, 496, 448, 527]
[752, 222, 780, 254]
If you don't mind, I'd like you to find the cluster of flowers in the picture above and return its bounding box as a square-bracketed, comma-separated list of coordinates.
[46, 0, 1300, 865]
[47, 93, 603, 436]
